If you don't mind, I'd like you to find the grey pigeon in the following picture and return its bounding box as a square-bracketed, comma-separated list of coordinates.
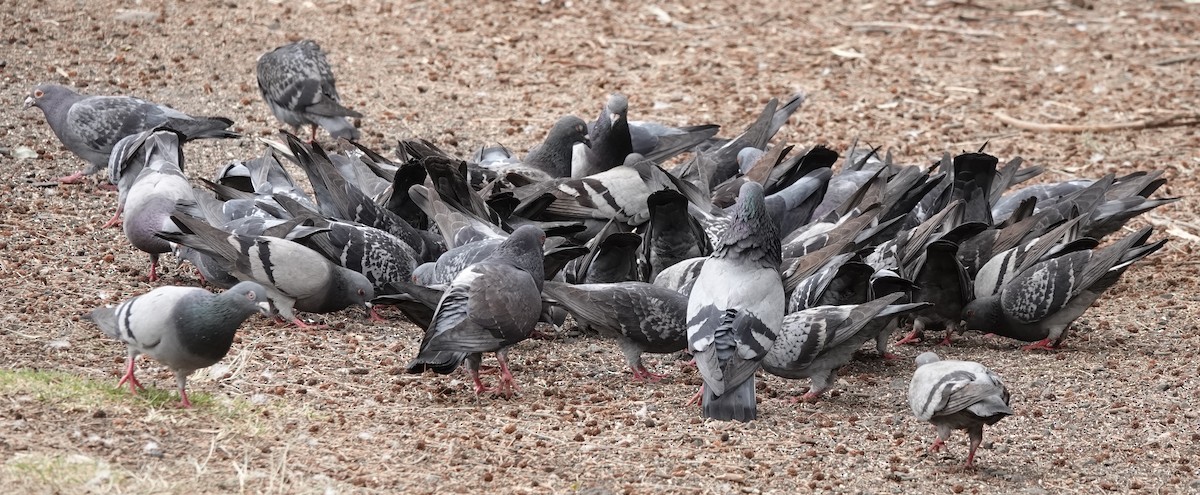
[762, 293, 929, 401]
[24, 83, 236, 184]
[640, 189, 712, 282]
[406, 225, 547, 397]
[961, 226, 1164, 350]
[543, 280, 688, 382]
[686, 182, 784, 422]
[157, 214, 374, 327]
[524, 116, 591, 178]
[578, 93, 633, 177]
[84, 281, 271, 408]
[908, 352, 1012, 468]
[651, 256, 706, 297]
[115, 129, 196, 281]
[256, 40, 362, 141]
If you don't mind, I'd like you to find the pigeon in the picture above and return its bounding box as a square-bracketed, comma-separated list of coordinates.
[83, 281, 271, 408]
[762, 293, 929, 401]
[524, 116, 591, 178]
[686, 182, 784, 422]
[578, 92, 633, 177]
[115, 129, 196, 281]
[23, 83, 237, 184]
[256, 40, 363, 141]
[542, 280, 688, 382]
[157, 214, 375, 327]
[640, 189, 712, 282]
[961, 226, 1165, 350]
[406, 225, 547, 397]
[908, 352, 1012, 468]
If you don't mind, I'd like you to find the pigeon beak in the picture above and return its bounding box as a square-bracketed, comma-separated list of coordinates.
[581, 136, 592, 148]
[23, 96, 35, 109]
[257, 301, 273, 315]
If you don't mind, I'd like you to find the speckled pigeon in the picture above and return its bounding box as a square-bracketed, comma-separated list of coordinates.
[686, 182, 784, 422]
[908, 352, 1012, 468]
[406, 225, 547, 398]
[961, 226, 1165, 350]
[84, 281, 271, 407]
[256, 40, 362, 141]
[762, 293, 929, 401]
[157, 214, 374, 327]
[24, 83, 237, 184]
[543, 280, 688, 382]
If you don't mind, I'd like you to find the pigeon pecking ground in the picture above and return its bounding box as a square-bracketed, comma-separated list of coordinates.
[1, 1, 1198, 494]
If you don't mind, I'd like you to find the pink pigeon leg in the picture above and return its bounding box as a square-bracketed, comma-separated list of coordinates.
[631, 363, 665, 383]
[116, 356, 145, 394]
[495, 351, 519, 399]
[685, 385, 704, 407]
[1021, 338, 1056, 351]
[101, 205, 124, 228]
[58, 170, 88, 184]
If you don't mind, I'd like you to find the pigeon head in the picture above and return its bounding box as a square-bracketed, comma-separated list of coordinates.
[492, 225, 547, 284]
[606, 93, 629, 122]
[914, 352, 941, 367]
[960, 295, 1002, 333]
[24, 83, 76, 112]
[552, 115, 591, 148]
[714, 181, 781, 269]
[227, 281, 274, 316]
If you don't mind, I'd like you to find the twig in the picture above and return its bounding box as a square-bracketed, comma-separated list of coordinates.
[993, 111, 1200, 133]
[1154, 53, 1200, 66]
[843, 21, 1003, 38]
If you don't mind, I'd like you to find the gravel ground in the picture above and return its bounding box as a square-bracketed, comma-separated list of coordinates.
[1, 0, 1198, 493]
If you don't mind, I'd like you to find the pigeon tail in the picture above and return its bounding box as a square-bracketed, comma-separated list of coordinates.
[406, 350, 470, 375]
[702, 375, 756, 422]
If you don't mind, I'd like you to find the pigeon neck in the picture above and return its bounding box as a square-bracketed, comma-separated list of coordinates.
[175, 293, 254, 362]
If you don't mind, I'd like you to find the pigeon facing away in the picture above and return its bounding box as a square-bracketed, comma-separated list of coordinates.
[908, 352, 1012, 468]
[157, 214, 375, 327]
[543, 281, 688, 382]
[686, 182, 784, 422]
[961, 226, 1165, 350]
[113, 128, 195, 281]
[84, 282, 271, 408]
[257, 40, 363, 141]
[24, 84, 237, 184]
[406, 225, 547, 398]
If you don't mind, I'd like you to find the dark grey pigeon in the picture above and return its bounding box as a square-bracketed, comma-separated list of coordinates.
[543, 281, 688, 382]
[962, 226, 1164, 350]
[157, 214, 374, 327]
[24, 83, 237, 184]
[115, 129, 195, 281]
[895, 239, 975, 346]
[762, 293, 929, 401]
[84, 281, 271, 408]
[524, 116, 591, 178]
[561, 222, 641, 284]
[256, 40, 362, 141]
[908, 352, 1012, 469]
[787, 255, 873, 313]
[406, 226, 546, 398]
[640, 189, 712, 282]
[579, 93, 633, 178]
[686, 182, 784, 422]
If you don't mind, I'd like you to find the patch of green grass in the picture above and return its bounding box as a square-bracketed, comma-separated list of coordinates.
[0, 369, 204, 410]
[2, 453, 127, 494]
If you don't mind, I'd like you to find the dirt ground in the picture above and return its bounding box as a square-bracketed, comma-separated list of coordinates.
[2, 0, 1199, 493]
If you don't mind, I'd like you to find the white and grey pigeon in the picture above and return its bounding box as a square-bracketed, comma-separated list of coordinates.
[762, 293, 929, 402]
[256, 40, 363, 141]
[157, 214, 375, 328]
[908, 352, 1012, 468]
[24, 83, 237, 184]
[83, 281, 271, 408]
[542, 280, 688, 382]
[111, 128, 196, 281]
[406, 225, 547, 398]
[961, 226, 1165, 350]
[686, 181, 784, 422]
[524, 116, 591, 178]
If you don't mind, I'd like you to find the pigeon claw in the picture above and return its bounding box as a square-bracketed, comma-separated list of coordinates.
[57, 171, 87, 184]
[101, 210, 123, 229]
[178, 390, 193, 409]
[929, 438, 945, 453]
[881, 352, 901, 360]
[685, 387, 703, 407]
[116, 357, 145, 394]
[631, 365, 666, 383]
[895, 330, 922, 346]
[790, 391, 822, 404]
[1020, 338, 1057, 351]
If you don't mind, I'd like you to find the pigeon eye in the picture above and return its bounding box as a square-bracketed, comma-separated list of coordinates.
[357, 288, 365, 297]
[246, 292, 256, 301]
[33, 89, 44, 98]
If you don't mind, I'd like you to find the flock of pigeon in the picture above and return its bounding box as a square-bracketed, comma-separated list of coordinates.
[24, 39, 1176, 468]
